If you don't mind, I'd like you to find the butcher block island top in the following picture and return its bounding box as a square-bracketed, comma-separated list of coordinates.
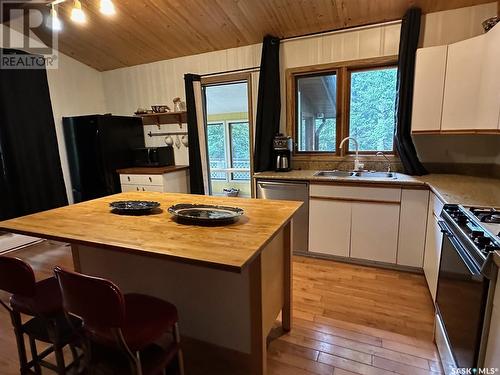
[0, 192, 301, 272]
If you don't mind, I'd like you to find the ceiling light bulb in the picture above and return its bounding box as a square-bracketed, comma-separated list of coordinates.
[47, 4, 63, 31]
[70, 0, 86, 24]
[100, 0, 116, 16]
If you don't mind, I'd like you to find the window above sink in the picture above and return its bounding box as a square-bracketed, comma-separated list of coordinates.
[287, 56, 399, 159]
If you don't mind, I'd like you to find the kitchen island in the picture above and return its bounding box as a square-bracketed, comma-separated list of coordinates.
[0, 192, 302, 375]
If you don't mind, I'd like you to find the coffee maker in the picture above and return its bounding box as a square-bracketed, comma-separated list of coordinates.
[273, 134, 293, 172]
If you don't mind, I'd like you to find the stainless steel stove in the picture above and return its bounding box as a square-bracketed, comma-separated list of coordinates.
[435, 204, 500, 374]
[469, 207, 500, 239]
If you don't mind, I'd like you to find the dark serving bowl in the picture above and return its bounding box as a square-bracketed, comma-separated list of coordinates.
[168, 203, 244, 225]
[110, 201, 160, 215]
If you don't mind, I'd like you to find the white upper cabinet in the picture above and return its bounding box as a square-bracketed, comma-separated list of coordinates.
[441, 34, 485, 131]
[476, 24, 500, 131]
[411, 45, 448, 132]
[412, 24, 500, 133]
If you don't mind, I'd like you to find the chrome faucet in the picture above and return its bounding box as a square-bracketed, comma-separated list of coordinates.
[376, 151, 391, 173]
[339, 137, 364, 171]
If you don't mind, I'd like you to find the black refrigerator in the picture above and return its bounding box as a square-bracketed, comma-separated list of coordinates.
[63, 115, 144, 203]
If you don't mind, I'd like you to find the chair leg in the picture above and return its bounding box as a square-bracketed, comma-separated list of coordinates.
[54, 344, 66, 375]
[173, 323, 184, 375]
[28, 336, 42, 375]
[10, 311, 29, 375]
[135, 351, 144, 375]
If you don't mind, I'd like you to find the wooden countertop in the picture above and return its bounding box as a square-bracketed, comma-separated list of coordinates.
[116, 165, 189, 175]
[0, 192, 301, 272]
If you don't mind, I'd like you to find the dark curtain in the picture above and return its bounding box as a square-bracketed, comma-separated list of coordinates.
[254, 35, 281, 172]
[0, 49, 68, 220]
[394, 8, 428, 176]
[184, 73, 204, 195]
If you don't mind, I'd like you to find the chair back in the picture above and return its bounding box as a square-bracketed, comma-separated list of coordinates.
[54, 267, 125, 328]
[0, 256, 36, 296]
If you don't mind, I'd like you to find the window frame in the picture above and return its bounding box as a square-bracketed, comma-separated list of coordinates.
[294, 69, 341, 155]
[345, 64, 399, 154]
[287, 56, 398, 159]
[206, 120, 251, 183]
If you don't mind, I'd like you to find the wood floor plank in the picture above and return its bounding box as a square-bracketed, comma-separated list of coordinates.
[372, 356, 442, 375]
[318, 352, 394, 375]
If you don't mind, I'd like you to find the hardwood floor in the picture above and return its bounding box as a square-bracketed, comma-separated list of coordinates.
[0, 242, 441, 375]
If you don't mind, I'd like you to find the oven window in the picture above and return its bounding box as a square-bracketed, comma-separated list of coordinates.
[436, 234, 488, 369]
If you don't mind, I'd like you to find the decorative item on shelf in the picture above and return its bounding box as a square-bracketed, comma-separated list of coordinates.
[173, 97, 186, 112]
[175, 135, 181, 149]
[134, 107, 150, 115]
[151, 105, 171, 113]
[483, 16, 499, 32]
[165, 135, 174, 146]
[181, 134, 188, 147]
[223, 188, 240, 197]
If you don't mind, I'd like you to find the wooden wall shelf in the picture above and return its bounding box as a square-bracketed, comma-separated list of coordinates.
[136, 111, 187, 127]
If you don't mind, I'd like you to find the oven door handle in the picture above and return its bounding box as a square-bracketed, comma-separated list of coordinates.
[438, 220, 483, 278]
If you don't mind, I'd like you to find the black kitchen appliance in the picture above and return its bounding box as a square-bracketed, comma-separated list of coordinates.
[435, 204, 500, 373]
[133, 146, 174, 167]
[63, 115, 144, 203]
[273, 134, 293, 172]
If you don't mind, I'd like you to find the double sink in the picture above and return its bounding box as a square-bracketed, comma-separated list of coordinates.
[314, 170, 397, 179]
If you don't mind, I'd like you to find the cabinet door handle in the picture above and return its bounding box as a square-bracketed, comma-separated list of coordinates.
[149, 177, 152, 182]
[142, 187, 145, 191]
[128, 176, 131, 182]
[136, 187, 139, 191]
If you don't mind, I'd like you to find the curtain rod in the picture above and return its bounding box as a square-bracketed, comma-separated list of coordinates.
[200, 66, 260, 78]
[280, 19, 402, 43]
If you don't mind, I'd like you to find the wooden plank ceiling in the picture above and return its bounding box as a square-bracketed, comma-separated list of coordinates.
[4, 0, 497, 71]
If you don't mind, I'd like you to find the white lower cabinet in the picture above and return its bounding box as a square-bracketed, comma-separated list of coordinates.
[350, 202, 400, 263]
[423, 210, 443, 303]
[397, 189, 430, 267]
[119, 170, 189, 193]
[309, 198, 351, 257]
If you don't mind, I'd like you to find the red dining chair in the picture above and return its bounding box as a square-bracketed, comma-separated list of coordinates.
[0, 255, 82, 375]
[54, 267, 184, 375]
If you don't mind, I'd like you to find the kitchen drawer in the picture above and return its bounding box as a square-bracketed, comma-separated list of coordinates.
[121, 184, 164, 192]
[310, 184, 401, 202]
[119, 174, 163, 186]
[431, 192, 445, 216]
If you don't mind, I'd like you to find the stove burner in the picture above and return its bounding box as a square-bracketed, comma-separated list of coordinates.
[469, 208, 500, 224]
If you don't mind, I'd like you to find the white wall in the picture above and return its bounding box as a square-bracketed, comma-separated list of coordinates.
[1, 24, 107, 202]
[46, 54, 107, 201]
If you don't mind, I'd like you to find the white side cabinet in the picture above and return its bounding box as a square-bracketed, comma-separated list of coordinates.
[397, 189, 430, 267]
[477, 23, 500, 131]
[485, 273, 500, 368]
[423, 193, 445, 303]
[411, 45, 448, 132]
[309, 198, 351, 257]
[119, 168, 189, 193]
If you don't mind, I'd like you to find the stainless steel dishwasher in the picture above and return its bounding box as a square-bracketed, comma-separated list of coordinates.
[256, 180, 309, 253]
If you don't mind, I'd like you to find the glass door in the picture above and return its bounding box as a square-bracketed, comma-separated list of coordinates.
[203, 79, 252, 197]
